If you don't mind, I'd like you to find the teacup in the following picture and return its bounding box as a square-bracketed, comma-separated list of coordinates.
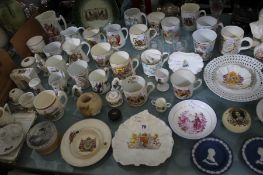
[91, 42, 113, 67]
[60, 26, 84, 39]
[151, 97, 171, 113]
[147, 12, 165, 35]
[110, 51, 139, 79]
[220, 26, 253, 55]
[9, 88, 24, 104]
[196, 16, 223, 30]
[141, 49, 169, 77]
[120, 75, 155, 107]
[29, 78, 45, 94]
[129, 24, 157, 50]
[104, 24, 128, 49]
[82, 28, 106, 47]
[124, 8, 147, 28]
[26, 35, 46, 54]
[192, 29, 217, 61]
[88, 68, 110, 94]
[45, 55, 68, 78]
[161, 17, 180, 44]
[155, 68, 170, 92]
[170, 69, 202, 99]
[181, 3, 206, 31]
[18, 92, 35, 110]
[43, 41, 62, 57]
[33, 90, 68, 121]
[0, 104, 14, 126]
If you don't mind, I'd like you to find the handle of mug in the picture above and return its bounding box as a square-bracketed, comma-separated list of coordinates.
[166, 102, 172, 108]
[104, 67, 110, 79]
[151, 100, 156, 106]
[100, 33, 107, 42]
[193, 79, 202, 90]
[161, 52, 169, 67]
[57, 90, 68, 108]
[239, 37, 253, 52]
[58, 15, 67, 30]
[121, 27, 129, 40]
[72, 85, 83, 97]
[141, 12, 148, 26]
[4, 104, 11, 114]
[149, 28, 157, 41]
[199, 10, 206, 17]
[80, 41, 91, 55]
[217, 22, 224, 30]
[132, 58, 139, 73]
[146, 82, 155, 96]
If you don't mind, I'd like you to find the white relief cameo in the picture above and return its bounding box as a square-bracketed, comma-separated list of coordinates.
[202, 148, 219, 166]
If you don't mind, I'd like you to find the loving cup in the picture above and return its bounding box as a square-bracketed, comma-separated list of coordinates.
[91, 42, 113, 67]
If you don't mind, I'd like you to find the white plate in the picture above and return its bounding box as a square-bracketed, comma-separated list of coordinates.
[60, 119, 111, 167]
[257, 99, 263, 123]
[112, 110, 174, 166]
[168, 100, 217, 140]
[204, 55, 263, 102]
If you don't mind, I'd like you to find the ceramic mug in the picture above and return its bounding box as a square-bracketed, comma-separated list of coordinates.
[33, 90, 68, 121]
[9, 88, 24, 104]
[192, 29, 217, 61]
[129, 24, 157, 50]
[88, 68, 110, 94]
[45, 55, 68, 78]
[181, 3, 206, 31]
[82, 28, 106, 47]
[43, 41, 62, 57]
[29, 78, 45, 94]
[0, 104, 14, 126]
[151, 97, 171, 113]
[120, 75, 155, 107]
[48, 72, 67, 91]
[60, 26, 84, 39]
[124, 8, 147, 28]
[170, 69, 202, 99]
[104, 24, 128, 49]
[18, 92, 35, 110]
[196, 16, 224, 30]
[155, 68, 170, 92]
[220, 26, 253, 55]
[91, 42, 113, 67]
[161, 17, 180, 44]
[147, 12, 165, 35]
[35, 10, 67, 41]
[110, 51, 139, 79]
[62, 38, 90, 63]
[141, 49, 169, 77]
[26, 35, 46, 54]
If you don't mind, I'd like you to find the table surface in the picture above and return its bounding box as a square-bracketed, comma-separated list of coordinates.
[8, 15, 263, 175]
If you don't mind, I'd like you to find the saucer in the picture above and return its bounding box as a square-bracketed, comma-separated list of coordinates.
[60, 119, 111, 167]
[191, 137, 233, 174]
[242, 137, 263, 174]
[256, 99, 263, 123]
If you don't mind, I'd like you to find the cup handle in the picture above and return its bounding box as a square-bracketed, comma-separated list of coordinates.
[239, 37, 253, 52]
[217, 22, 224, 30]
[57, 90, 68, 108]
[146, 82, 155, 96]
[161, 52, 169, 67]
[193, 79, 202, 90]
[132, 58, 139, 73]
[166, 103, 172, 108]
[4, 104, 11, 114]
[104, 67, 110, 79]
[100, 33, 107, 42]
[141, 12, 148, 26]
[149, 28, 157, 41]
[80, 41, 91, 55]
[58, 15, 67, 30]
[151, 100, 156, 106]
[199, 10, 206, 16]
[72, 85, 83, 97]
[121, 27, 129, 40]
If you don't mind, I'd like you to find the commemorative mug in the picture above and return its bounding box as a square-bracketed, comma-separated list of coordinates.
[104, 24, 128, 49]
[124, 8, 147, 28]
[82, 28, 106, 47]
[0, 104, 14, 126]
[110, 51, 139, 79]
[43, 41, 62, 57]
[220, 26, 253, 55]
[141, 49, 169, 77]
[181, 3, 206, 31]
[26, 35, 46, 54]
[192, 29, 217, 61]
[88, 68, 110, 94]
[9, 88, 24, 104]
[60, 26, 84, 39]
[91, 42, 113, 67]
[161, 17, 180, 44]
[196, 16, 223, 30]
[129, 24, 157, 50]
[45, 55, 68, 78]
[170, 69, 202, 99]
[33, 90, 68, 121]
[147, 12, 165, 35]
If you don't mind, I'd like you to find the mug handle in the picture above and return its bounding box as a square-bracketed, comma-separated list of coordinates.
[80, 41, 91, 62]
[199, 10, 206, 17]
[217, 22, 224, 30]
[239, 37, 253, 52]
[58, 15, 67, 30]
[100, 33, 107, 42]
[57, 90, 68, 108]
[146, 82, 155, 96]
[72, 85, 83, 97]
[161, 52, 169, 67]
[149, 28, 157, 40]
[104, 67, 110, 79]
[132, 58, 139, 73]
[121, 27, 129, 40]
[141, 12, 148, 26]
[4, 104, 11, 114]
[193, 79, 202, 90]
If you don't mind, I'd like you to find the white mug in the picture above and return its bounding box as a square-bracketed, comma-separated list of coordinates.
[104, 24, 128, 49]
[129, 24, 157, 50]
[60, 26, 84, 39]
[161, 17, 180, 44]
[45, 55, 68, 78]
[147, 12, 165, 35]
[88, 68, 110, 94]
[0, 104, 14, 126]
[124, 8, 147, 28]
[91, 42, 113, 67]
[26, 35, 46, 54]
[43, 41, 62, 57]
[82, 28, 106, 47]
[196, 16, 223, 30]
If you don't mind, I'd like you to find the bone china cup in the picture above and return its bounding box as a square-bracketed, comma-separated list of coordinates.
[91, 42, 113, 67]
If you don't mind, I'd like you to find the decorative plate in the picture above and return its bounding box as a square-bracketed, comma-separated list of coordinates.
[191, 137, 233, 174]
[256, 99, 263, 123]
[0, 123, 24, 155]
[168, 100, 217, 140]
[204, 55, 263, 102]
[73, 0, 120, 29]
[168, 52, 204, 74]
[60, 119, 111, 167]
[242, 137, 263, 174]
[112, 110, 174, 166]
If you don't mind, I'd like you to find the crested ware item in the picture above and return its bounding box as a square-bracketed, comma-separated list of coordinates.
[161, 17, 180, 44]
[90, 42, 113, 67]
[147, 12, 165, 35]
[196, 15, 224, 30]
[28, 78, 45, 94]
[43, 41, 62, 57]
[112, 110, 174, 166]
[151, 97, 171, 113]
[105, 89, 123, 107]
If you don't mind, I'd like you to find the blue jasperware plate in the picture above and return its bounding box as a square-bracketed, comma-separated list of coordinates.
[191, 137, 233, 174]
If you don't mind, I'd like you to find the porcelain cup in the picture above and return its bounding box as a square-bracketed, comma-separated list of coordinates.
[88, 68, 110, 94]
[181, 3, 206, 31]
[82, 28, 106, 47]
[129, 24, 157, 50]
[151, 97, 171, 113]
[147, 12, 165, 35]
[18, 92, 35, 110]
[9, 88, 24, 104]
[110, 51, 139, 79]
[48, 71, 67, 91]
[29, 78, 45, 94]
[170, 69, 202, 99]
[124, 8, 147, 28]
[33, 90, 68, 121]
[43, 41, 62, 57]
[45, 55, 68, 78]
[104, 24, 128, 49]
[161, 17, 180, 44]
[220, 25, 253, 55]
[0, 104, 14, 126]
[141, 49, 169, 77]
[60, 26, 84, 39]
[26, 35, 46, 54]
[192, 29, 217, 61]
[91, 42, 113, 67]
[196, 16, 223, 30]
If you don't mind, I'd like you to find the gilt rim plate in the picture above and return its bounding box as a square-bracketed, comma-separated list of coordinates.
[204, 55, 263, 102]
